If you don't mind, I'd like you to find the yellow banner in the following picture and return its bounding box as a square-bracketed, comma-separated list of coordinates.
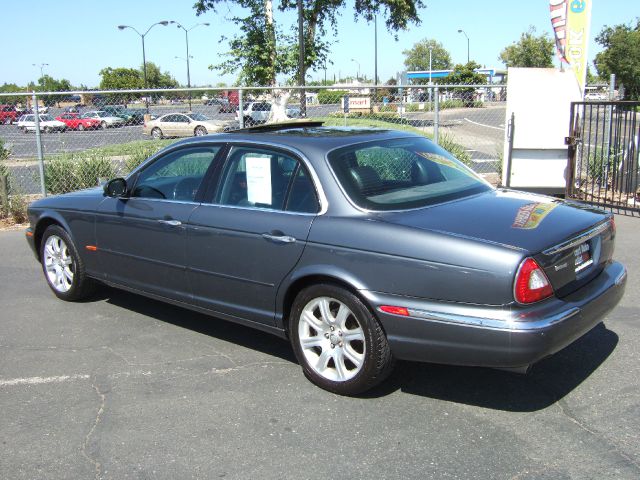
[549, 0, 592, 93]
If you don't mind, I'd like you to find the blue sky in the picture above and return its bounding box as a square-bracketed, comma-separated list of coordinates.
[1, 0, 637, 88]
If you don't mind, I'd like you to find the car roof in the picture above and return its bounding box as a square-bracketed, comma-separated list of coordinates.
[173, 124, 421, 153]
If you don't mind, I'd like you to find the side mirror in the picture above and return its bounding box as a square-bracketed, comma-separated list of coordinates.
[104, 178, 128, 198]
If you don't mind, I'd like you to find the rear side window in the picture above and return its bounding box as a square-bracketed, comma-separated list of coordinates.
[216, 146, 319, 213]
[327, 137, 490, 211]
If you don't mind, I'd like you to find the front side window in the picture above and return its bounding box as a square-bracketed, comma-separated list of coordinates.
[131, 146, 220, 202]
[216, 147, 318, 213]
[327, 137, 490, 211]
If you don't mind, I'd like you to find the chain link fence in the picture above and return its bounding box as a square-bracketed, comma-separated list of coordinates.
[0, 84, 507, 217]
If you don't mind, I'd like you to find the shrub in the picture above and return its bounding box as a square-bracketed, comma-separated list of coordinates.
[45, 155, 77, 194]
[75, 154, 116, 188]
[9, 193, 27, 223]
[124, 143, 165, 174]
[317, 90, 348, 105]
[438, 134, 472, 167]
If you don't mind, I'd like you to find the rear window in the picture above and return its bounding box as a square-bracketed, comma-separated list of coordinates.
[327, 137, 490, 211]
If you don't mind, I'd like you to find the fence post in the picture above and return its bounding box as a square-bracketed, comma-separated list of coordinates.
[32, 93, 47, 197]
[433, 86, 439, 145]
[238, 88, 244, 129]
[0, 174, 8, 216]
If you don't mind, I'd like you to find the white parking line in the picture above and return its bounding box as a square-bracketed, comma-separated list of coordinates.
[464, 118, 504, 131]
[0, 374, 90, 387]
[472, 159, 498, 163]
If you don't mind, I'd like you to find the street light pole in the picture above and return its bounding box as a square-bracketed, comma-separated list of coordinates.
[458, 29, 469, 63]
[428, 47, 433, 105]
[32, 63, 49, 80]
[171, 22, 209, 110]
[118, 21, 170, 110]
[351, 59, 360, 82]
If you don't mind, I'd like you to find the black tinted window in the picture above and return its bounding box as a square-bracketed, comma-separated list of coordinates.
[285, 167, 319, 213]
[217, 147, 304, 211]
[132, 147, 220, 202]
[328, 137, 490, 211]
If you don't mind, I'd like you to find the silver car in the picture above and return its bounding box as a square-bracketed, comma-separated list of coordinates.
[81, 111, 125, 129]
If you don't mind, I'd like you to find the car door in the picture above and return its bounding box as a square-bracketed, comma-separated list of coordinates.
[186, 145, 321, 326]
[157, 114, 178, 136]
[173, 114, 192, 137]
[95, 145, 222, 301]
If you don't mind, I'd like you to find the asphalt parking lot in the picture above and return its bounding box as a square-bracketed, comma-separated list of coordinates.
[1, 214, 638, 479]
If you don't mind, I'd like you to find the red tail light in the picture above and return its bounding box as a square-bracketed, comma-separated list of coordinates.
[610, 216, 616, 235]
[514, 258, 553, 304]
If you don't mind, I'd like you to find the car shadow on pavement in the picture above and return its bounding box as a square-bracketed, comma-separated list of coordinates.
[366, 322, 618, 411]
[100, 286, 296, 363]
[99, 287, 617, 410]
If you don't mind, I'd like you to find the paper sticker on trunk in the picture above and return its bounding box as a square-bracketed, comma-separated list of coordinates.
[512, 202, 558, 229]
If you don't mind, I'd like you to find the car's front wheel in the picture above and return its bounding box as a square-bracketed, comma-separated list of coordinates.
[77, 123, 85, 131]
[101, 121, 107, 129]
[290, 284, 394, 395]
[40, 225, 95, 301]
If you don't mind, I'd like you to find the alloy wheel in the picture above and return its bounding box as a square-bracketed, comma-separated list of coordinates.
[43, 235, 74, 293]
[298, 296, 366, 382]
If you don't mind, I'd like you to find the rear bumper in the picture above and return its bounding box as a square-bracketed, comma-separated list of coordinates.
[362, 261, 627, 368]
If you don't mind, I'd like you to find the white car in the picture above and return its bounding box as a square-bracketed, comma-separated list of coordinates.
[237, 102, 302, 125]
[81, 111, 125, 129]
[16, 114, 66, 133]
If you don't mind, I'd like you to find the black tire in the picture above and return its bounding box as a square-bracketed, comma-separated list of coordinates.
[40, 225, 95, 301]
[77, 123, 85, 131]
[194, 126, 207, 136]
[101, 121, 107, 129]
[44, 126, 51, 134]
[289, 283, 394, 395]
[151, 127, 163, 139]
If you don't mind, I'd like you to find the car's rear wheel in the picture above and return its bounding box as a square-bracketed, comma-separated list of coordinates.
[194, 126, 207, 136]
[77, 123, 85, 131]
[40, 225, 95, 301]
[4, 118, 12, 125]
[151, 127, 163, 139]
[43, 126, 51, 134]
[290, 284, 394, 395]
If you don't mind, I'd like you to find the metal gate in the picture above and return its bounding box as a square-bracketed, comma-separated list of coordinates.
[566, 101, 639, 212]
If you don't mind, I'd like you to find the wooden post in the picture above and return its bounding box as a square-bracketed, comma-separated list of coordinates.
[0, 174, 8, 216]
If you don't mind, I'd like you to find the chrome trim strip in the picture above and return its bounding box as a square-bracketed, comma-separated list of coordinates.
[404, 307, 580, 332]
[543, 221, 610, 255]
[615, 268, 627, 286]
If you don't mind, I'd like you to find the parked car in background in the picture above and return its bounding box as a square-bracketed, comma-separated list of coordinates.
[25, 122, 626, 395]
[237, 102, 302, 125]
[81, 111, 125, 129]
[17, 113, 67, 133]
[102, 105, 145, 125]
[0, 105, 25, 125]
[56, 113, 101, 131]
[143, 112, 229, 139]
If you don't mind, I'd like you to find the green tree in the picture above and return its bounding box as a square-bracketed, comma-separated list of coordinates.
[143, 62, 180, 89]
[446, 61, 486, 106]
[99, 67, 144, 90]
[499, 26, 554, 68]
[0, 83, 26, 105]
[194, 0, 425, 87]
[35, 75, 74, 106]
[594, 19, 640, 100]
[403, 39, 452, 72]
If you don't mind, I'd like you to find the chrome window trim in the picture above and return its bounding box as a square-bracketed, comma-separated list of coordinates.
[542, 220, 611, 255]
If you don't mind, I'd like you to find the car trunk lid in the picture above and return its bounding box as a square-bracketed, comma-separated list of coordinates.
[376, 189, 615, 296]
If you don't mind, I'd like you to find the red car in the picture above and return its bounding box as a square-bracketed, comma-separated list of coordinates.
[55, 113, 101, 131]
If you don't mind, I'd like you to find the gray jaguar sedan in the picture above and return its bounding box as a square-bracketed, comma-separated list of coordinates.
[26, 122, 627, 395]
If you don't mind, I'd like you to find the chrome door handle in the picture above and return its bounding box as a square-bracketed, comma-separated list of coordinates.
[262, 233, 296, 244]
[158, 219, 182, 226]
